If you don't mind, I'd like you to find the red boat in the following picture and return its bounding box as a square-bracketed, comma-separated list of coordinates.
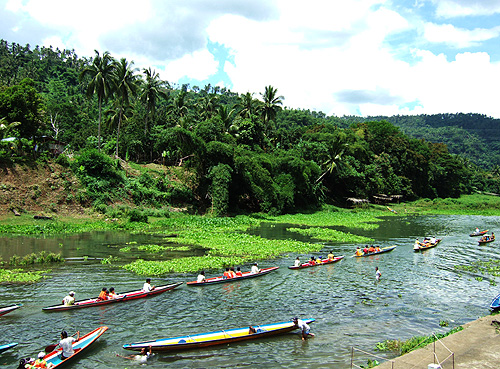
[42, 282, 182, 312]
[288, 256, 344, 269]
[0, 304, 22, 317]
[187, 267, 279, 286]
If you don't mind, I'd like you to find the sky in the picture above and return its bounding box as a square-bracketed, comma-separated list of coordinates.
[2, 0, 500, 118]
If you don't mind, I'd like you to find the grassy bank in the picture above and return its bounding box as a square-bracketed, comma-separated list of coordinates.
[0, 194, 498, 279]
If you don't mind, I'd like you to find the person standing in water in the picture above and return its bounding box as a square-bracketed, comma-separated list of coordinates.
[375, 267, 382, 281]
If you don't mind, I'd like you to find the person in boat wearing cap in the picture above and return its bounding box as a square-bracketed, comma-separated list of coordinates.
[292, 317, 315, 341]
[26, 352, 54, 368]
[62, 291, 75, 306]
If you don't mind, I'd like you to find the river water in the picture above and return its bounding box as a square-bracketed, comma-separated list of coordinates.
[0, 214, 499, 368]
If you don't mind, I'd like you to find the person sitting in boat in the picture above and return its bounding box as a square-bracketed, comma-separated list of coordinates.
[223, 268, 232, 279]
[251, 263, 261, 273]
[294, 257, 301, 267]
[142, 278, 155, 292]
[355, 247, 363, 257]
[430, 236, 437, 244]
[229, 267, 237, 278]
[368, 245, 375, 253]
[327, 251, 335, 260]
[375, 246, 381, 252]
[363, 245, 369, 254]
[475, 227, 480, 233]
[316, 256, 323, 263]
[97, 287, 109, 301]
[26, 352, 54, 369]
[117, 345, 153, 363]
[308, 257, 316, 265]
[292, 317, 315, 341]
[492, 232, 495, 239]
[197, 271, 206, 283]
[235, 267, 243, 277]
[108, 287, 118, 299]
[62, 291, 75, 306]
[59, 330, 80, 360]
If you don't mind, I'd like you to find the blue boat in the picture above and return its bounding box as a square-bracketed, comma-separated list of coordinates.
[0, 342, 18, 354]
[490, 293, 500, 309]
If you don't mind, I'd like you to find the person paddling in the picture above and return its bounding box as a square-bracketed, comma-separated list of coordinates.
[59, 330, 80, 360]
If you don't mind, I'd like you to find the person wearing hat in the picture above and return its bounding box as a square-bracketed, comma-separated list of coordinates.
[62, 291, 75, 306]
[26, 352, 54, 368]
[251, 263, 260, 274]
[292, 317, 315, 341]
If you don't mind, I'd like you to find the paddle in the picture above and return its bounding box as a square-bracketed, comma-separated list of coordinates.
[45, 332, 78, 353]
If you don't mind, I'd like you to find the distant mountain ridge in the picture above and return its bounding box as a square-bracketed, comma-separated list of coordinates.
[356, 113, 500, 169]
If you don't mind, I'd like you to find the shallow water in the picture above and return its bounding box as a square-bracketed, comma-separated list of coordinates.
[0, 215, 498, 368]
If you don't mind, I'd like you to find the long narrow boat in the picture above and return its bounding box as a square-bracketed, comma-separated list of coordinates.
[478, 236, 495, 244]
[39, 326, 107, 368]
[490, 293, 500, 310]
[352, 245, 397, 258]
[123, 319, 315, 352]
[186, 267, 279, 286]
[413, 239, 442, 252]
[0, 342, 18, 354]
[0, 304, 22, 317]
[288, 256, 344, 269]
[470, 229, 488, 237]
[42, 282, 183, 312]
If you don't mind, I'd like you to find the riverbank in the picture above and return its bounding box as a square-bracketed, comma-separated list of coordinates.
[376, 314, 500, 369]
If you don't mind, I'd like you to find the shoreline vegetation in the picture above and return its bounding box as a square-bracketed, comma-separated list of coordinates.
[0, 194, 499, 281]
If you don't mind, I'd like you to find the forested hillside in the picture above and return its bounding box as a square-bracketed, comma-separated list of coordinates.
[1, 39, 499, 216]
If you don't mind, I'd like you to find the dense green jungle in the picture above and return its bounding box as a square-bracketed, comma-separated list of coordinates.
[1, 39, 500, 218]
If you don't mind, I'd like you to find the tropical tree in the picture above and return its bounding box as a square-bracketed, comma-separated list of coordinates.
[140, 67, 168, 135]
[217, 105, 235, 133]
[237, 92, 257, 119]
[113, 58, 139, 157]
[260, 85, 284, 128]
[79, 50, 117, 151]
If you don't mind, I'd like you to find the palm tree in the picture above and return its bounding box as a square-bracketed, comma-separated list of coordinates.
[79, 50, 117, 151]
[113, 58, 139, 157]
[260, 85, 284, 127]
[237, 92, 257, 119]
[196, 94, 219, 121]
[0, 117, 21, 139]
[217, 105, 235, 133]
[140, 67, 169, 135]
[316, 141, 348, 184]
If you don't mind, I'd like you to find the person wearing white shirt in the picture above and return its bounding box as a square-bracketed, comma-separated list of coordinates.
[142, 278, 155, 292]
[251, 263, 260, 273]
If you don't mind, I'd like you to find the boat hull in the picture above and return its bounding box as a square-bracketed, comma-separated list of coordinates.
[0, 342, 18, 354]
[0, 304, 21, 317]
[470, 230, 488, 237]
[478, 237, 495, 244]
[490, 293, 500, 309]
[42, 282, 183, 311]
[413, 239, 442, 252]
[288, 256, 344, 269]
[123, 319, 315, 352]
[187, 267, 279, 286]
[42, 326, 108, 368]
[352, 246, 396, 258]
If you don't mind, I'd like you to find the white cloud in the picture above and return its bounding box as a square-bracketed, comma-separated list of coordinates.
[423, 22, 500, 48]
[164, 49, 219, 81]
[433, 0, 500, 18]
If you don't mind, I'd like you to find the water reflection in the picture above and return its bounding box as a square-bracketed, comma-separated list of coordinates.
[0, 215, 499, 368]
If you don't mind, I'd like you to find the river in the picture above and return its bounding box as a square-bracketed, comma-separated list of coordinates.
[0, 214, 498, 368]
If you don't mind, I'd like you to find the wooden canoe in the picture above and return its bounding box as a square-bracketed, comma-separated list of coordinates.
[42, 282, 183, 312]
[123, 319, 315, 352]
[413, 239, 442, 252]
[0, 342, 18, 354]
[186, 267, 279, 286]
[0, 304, 22, 317]
[352, 245, 397, 258]
[490, 293, 500, 310]
[478, 236, 495, 244]
[470, 229, 488, 237]
[40, 326, 108, 368]
[288, 256, 344, 269]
